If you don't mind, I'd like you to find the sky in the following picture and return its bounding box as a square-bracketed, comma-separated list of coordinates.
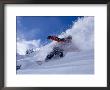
[16, 16, 83, 45]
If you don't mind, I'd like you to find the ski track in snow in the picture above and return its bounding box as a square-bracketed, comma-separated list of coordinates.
[17, 50, 94, 74]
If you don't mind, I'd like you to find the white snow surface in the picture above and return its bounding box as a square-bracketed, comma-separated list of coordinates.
[17, 50, 94, 74]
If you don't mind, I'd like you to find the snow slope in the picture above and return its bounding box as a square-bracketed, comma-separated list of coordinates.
[17, 50, 94, 74]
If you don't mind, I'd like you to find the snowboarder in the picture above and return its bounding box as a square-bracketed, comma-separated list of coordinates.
[45, 35, 72, 62]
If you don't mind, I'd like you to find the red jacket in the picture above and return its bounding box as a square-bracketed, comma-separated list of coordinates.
[49, 36, 65, 42]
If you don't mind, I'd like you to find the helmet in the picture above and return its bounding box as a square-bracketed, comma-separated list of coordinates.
[47, 36, 51, 39]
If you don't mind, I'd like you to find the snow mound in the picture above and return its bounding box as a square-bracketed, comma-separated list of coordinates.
[17, 50, 94, 74]
[59, 16, 94, 51]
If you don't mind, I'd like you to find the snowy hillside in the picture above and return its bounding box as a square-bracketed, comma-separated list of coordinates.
[17, 50, 94, 74]
[16, 16, 94, 74]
